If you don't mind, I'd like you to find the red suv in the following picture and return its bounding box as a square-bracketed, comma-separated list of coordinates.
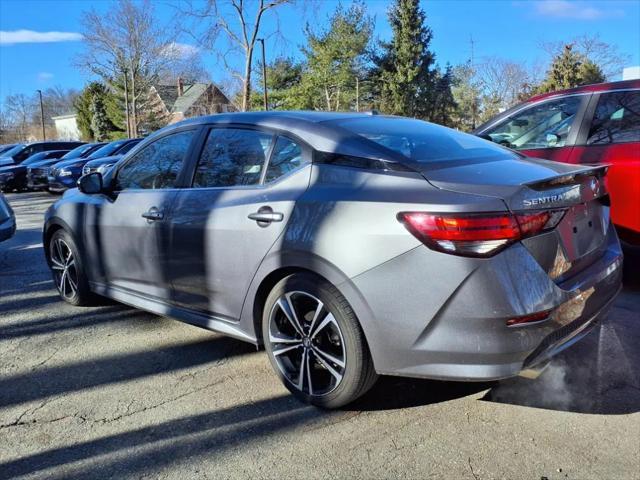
[474, 79, 640, 245]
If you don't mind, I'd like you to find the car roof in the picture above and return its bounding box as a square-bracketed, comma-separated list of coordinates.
[166, 111, 401, 161]
[526, 79, 640, 103]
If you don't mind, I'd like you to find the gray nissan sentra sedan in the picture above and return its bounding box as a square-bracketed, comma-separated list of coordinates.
[43, 111, 623, 408]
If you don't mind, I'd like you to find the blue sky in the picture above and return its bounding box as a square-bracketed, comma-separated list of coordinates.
[1, 0, 639, 98]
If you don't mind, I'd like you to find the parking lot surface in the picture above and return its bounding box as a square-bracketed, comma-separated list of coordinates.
[0, 191, 638, 480]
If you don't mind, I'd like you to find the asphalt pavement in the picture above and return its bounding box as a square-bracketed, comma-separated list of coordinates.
[0, 191, 638, 480]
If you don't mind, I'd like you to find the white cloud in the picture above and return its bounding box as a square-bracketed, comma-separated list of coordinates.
[37, 72, 54, 81]
[0, 30, 83, 45]
[534, 1, 624, 20]
[161, 42, 200, 59]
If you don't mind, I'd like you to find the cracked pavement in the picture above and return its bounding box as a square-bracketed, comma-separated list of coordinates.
[0, 191, 639, 480]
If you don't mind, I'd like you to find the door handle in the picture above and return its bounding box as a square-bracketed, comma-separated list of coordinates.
[142, 207, 164, 221]
[248, 206, 283, 226]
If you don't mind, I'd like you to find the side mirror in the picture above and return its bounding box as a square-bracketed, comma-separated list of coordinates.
[77, 172, 103, 194]
[545, 133, 559, 147]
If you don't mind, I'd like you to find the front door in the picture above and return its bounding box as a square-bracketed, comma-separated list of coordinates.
[480, 94, 589, 163]
[167, 128, 312, 321]
[83, 128, 198, 300]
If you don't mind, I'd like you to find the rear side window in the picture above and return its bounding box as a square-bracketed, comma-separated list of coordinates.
[332, 117, 517, 163]
[193, 128, 272, 188]
[264, 137, 307, 183]
[116, 130, 195, 190]
[587, 91, 640, 145]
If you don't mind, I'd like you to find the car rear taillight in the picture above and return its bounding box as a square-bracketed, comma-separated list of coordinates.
[506, 309, 552, 327]
[397, 210, 565, 257]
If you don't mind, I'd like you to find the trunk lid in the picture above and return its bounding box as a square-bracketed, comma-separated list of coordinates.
[419, 155, 611, 276]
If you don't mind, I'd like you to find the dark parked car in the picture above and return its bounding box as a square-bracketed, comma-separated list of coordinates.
[474, 79, 640, 245]
[0, 150, 68, 192]
[27, 143, 106, 191]
[58, 142, 107, 162]
[0, 144, 20, 156]
[0, 141, 85, 167]
[48, 138, 142, 193]
[0, 193, 16, 242]
[82, 154, 123, 176]
[45, 112, 622, 408]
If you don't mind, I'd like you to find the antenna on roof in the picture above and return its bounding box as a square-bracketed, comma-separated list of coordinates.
[363, 110, 379, 116]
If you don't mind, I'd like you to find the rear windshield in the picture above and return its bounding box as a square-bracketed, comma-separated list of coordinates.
[61, 143, 99, 160]
[1, 144, 26, 158]
[331, 117, 517, 163]
[88, 140, 128, 159]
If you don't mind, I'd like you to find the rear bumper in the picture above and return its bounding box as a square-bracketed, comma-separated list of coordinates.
[348, 223, 624, 381]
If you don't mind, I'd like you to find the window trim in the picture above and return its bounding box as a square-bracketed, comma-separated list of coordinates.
[111, 125, 200, 193]
[574, 88, 640, 147]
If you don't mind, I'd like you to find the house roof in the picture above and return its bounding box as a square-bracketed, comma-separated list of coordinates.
[154, 83, 228, 114]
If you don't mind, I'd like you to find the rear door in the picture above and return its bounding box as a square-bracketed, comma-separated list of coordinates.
[167, 127, 312, 321]
[83, 128, 198, 298]
[568, 89, 640, 240]
[478, 94, 590, 163]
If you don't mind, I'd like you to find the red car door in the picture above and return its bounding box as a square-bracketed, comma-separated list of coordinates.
[568, 90, 640, 244]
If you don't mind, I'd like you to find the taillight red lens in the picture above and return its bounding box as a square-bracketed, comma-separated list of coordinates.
[506, 309, 552, 326]
[398, 210, 565, 257]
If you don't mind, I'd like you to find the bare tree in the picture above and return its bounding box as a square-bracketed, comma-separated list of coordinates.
[3, 94, 35, 141]
[77, 0, 173, 137]
[180, 0, 293, 111]
[476, 57, 532, 110]
[158, 43, 211, 84]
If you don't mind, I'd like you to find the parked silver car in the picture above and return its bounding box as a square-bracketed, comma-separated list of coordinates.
[43, 112, 623, 408]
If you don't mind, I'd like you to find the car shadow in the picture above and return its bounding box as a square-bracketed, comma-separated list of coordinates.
[346, 375, 492, 411]
[483, 295, 640, 414]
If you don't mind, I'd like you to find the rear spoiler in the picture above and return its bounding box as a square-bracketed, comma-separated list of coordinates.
[525, 164, 609, 191]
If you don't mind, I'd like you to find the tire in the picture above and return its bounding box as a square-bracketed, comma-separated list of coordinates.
[262, 273, 378, 408]
[48, 229, 96, 306]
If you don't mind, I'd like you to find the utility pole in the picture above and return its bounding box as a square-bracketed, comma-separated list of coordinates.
[36, 89, 46, 141]
[123, 67, 131, 138]
[257, 38, 268, 111]
[355, 77, 360, 112]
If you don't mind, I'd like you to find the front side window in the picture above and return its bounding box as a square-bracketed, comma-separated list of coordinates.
[483, 96, 583, 150]
[193, 128, 272, 188]
[264, 137, 306, 182]
[587, 91, 640, 145]
[116, 130, 195, 190]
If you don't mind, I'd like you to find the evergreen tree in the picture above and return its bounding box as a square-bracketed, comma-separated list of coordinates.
[429, 64, 457, 126]
[538, 44, 606, 93]
[74, 82, 122, 140]
[299, 2, 373, 111]
[90, 94, 111, 141]
[251, 57, 305, 110]
[375, 0, 436, 118]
